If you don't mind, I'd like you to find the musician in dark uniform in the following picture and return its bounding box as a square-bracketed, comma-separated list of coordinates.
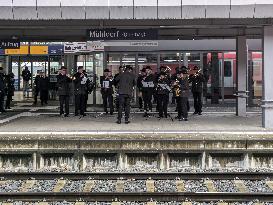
[189, 66, 205, 115]
[5, 72, 15, 110]
[57, 66, 71, 117]
[173, 69, 190, 121]
[73, 66, 88, 117]
[156, 72, 171, 118]
[141, 66, 155, 117]
[100, 69, 114, 115]
[137, 68, 146, 111]
[113, 66, 124, 111]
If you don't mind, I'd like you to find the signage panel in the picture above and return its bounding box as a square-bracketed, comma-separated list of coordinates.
[87, 29, 158, 41]
[30, 46, 48, 55]
[0, 40, 20, 49]
[5, 45, 28, 55]
[64, 42, 91, 54]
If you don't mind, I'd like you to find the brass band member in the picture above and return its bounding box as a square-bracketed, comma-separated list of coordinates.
[189, 66, 205, 115]
[156, 72, 171, 118]
[57, 66, 71, 117]
[142, 66, 155, 117]
[73, 66, 88, 117]
[100, 69, 114, 115]
[173, 69, 190, 121]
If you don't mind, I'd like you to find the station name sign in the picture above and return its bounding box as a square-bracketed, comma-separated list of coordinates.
[87, 29, 158, 41]
[0, 40, 20, 49]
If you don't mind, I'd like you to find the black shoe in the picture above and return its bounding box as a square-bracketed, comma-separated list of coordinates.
[175, 116, 179, 119]
[179, 118, 183, 121]
[143, 113, 148, 117]
[116, 120, 121, 124]
[198, 112, 202, 115]
[193, 111, 198, 115]
[64, 114, 69, 117]
[75, 113, 79, 116]
[125, 120, 130, 124]
[110, 112, 114, 115]
[184, 118, 188, 121]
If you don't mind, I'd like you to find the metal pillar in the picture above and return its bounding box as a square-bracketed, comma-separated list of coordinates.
[236, 36, 247, 117]
[183, 53, 188, 67]
[262, 26, 273, 128]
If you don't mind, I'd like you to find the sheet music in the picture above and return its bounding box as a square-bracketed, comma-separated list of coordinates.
[158, 83, 171, 92]
[81, 77, 87, 85]
[142, 81, 154, 88]
[103, 81, 110, 88]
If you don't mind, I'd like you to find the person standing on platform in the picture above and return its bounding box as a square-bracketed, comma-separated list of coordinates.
[73, 66, 88, 117]
[100, 69, 114, 115]
[0, 67, 6, 113]
[137, 68, 146, 111]
[115, 66, 136, 124]
[22, 66, 31, 98]
[57, 66, 71, 117]
[33, 71, 41, 105]
[113, 66, 124, 111]
[141, 66, 155, 117]
[83, 70, 93, 112]
[39, 71, 50, 106]
[5, 72, 15, 110]
[173, 69, 190, 121]
[189, 66, 205, 115]
[156, 72, 171, 119]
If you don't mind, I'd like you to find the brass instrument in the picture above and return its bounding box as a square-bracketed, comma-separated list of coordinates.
[172, 79, 181, 97]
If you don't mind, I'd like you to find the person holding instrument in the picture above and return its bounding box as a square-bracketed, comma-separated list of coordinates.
[141, 66, 155, 117]
[189, 66, 205, 115]
[156, 72, 171, 119]
[100, 69, 114, 115]
[173, 69, 190, 121]
[73, 66, 88, 117]
[57, 66, 71, 117]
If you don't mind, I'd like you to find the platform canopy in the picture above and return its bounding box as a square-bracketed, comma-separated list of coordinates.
[0, 0, 272, 41]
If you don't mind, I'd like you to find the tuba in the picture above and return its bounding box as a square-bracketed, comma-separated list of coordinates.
[173, 79, 181, 97]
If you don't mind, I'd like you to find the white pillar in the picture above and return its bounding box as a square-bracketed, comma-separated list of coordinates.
[236, 36, 247, 117]
[262, 26, 273, 128]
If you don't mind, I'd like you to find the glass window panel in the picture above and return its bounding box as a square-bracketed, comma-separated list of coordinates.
[138, 53, 158, 73]
[160, 53, 179, 74]
[85, 0, 108, 6]
[134, 0, 157, 6]
[37, 0, 60, 6]
[13, 0, 36, 6]
[109, 0, 133, 6]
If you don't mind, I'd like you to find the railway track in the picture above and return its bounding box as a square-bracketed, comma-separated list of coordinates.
[0, 172, 272, 180]
[1, 192, 273, 202]
[0, 172, 273, 202]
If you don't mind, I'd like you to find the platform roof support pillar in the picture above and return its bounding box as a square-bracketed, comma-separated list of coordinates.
[236, 36, 247, 117]
[262, 26, 273, 128]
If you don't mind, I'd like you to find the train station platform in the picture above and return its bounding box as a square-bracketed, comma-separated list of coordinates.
[0, 103, 269, 134]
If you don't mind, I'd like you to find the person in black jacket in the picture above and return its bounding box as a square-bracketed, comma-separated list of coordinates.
[113, 66, 124, 111]
[156, 72, 171, 118]
[189, 66, 205, 115]
[22, 66, 31, 97]
[115, 66, 136, 124]
[73, 66, 88, 117]
[137, 68, 146, 111]
[5, 72, 15, 110]
[0, 67, 6, 113]
[100, 69, 114, 115]
[173, 69, 190, 121]
[33, 72, 41, 105]
[141, 66, 155, 117]
[57, 66, 71, 117]
[39, 71, 50, 106]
